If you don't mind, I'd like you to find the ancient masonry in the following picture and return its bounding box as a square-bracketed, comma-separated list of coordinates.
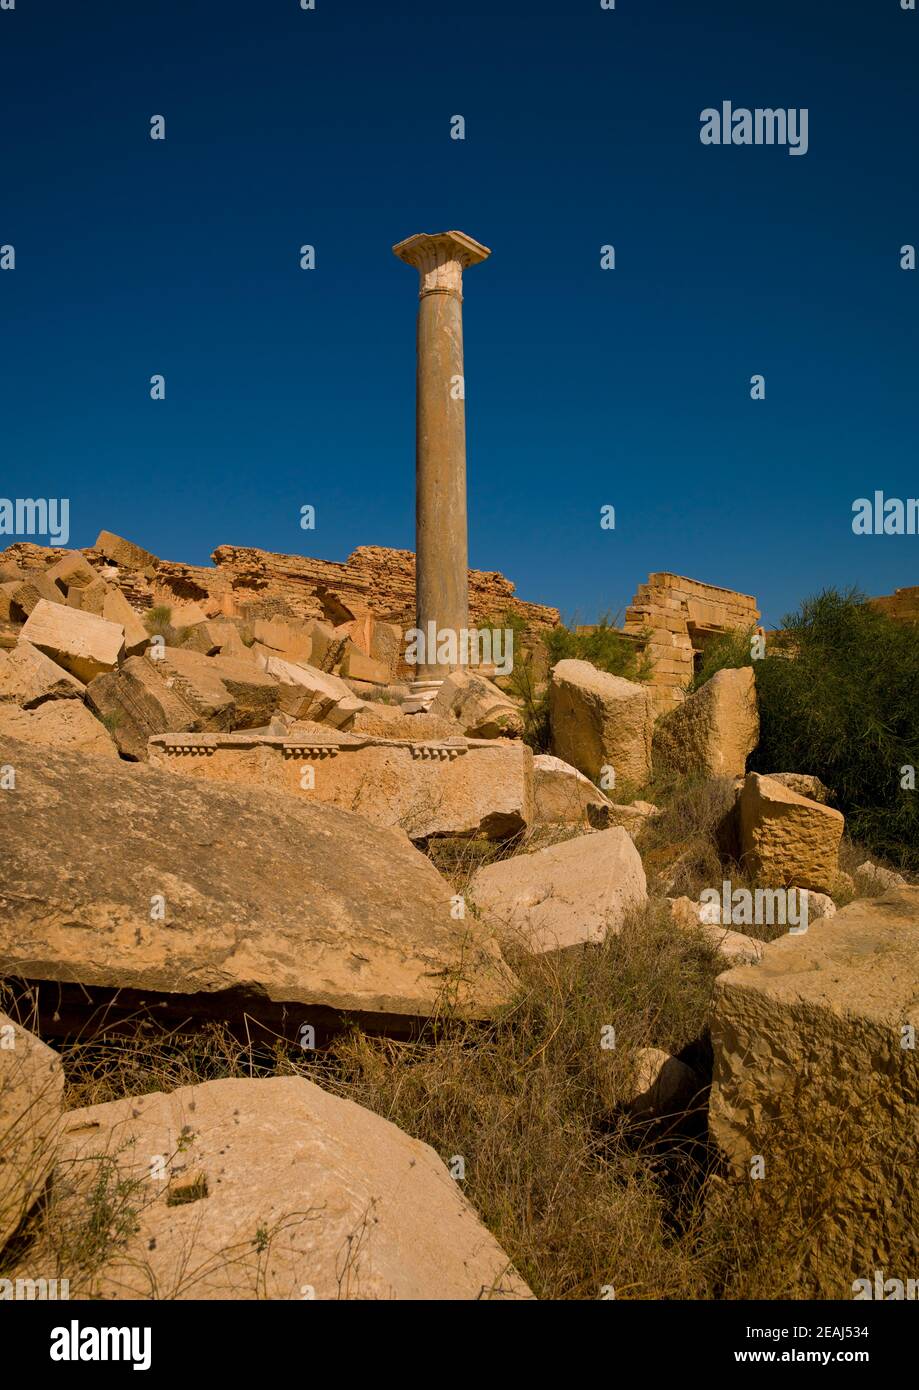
[869, 586, 919, 624]
[155, 545, 558, 642]
[4, 540, 559, 640]
[393, 230, 491, 708]
[148, 730, 533, 840]
[624, 572, 760, 711]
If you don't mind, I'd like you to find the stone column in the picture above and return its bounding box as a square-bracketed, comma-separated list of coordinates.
[393, 230, 491, 710]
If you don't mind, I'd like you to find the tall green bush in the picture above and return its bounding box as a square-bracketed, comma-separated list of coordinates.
[750, 589, 919, 868]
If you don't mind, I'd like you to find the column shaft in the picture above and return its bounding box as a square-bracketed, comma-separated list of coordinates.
[415, 289, 468, 678]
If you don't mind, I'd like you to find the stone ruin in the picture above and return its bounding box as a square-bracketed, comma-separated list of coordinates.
[623, 572, 760, 711]
[3, 226, 913, 1300]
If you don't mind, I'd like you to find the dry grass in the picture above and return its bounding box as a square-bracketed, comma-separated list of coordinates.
[2, 769, 910, 1301]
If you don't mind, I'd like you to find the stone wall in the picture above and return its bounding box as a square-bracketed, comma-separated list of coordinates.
[2, 538, 559, 642]
[624, 573, 760, 711]
[868, 586, 919, 624]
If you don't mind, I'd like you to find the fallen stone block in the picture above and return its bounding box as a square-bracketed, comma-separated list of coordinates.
[93, 529, 158, 571]
[183, 620, 237, 656]
[739, 772, 844, 895]
[66, 575, 111, 616]
[470, 827, 647, 953]
[168, 601, 211, 630]
[799, 889, 836, 921]
[430, 669, 524, 739]
[549, 659, 653, 788]
[45, 550, 97, 595]
[202, 652, 279, 727]
[653, 667, 758, 778]
[533, 753, 612, 827]
[0, 739, 518, 1026]
[305, 618, 340, 669]
[255, 652, 361, 726]
[853, 860, 907, 896]
[149, 731, 534, 841]
[348, 702, 457, 740]
[160, 648, 279, 730]
[369, 620, 403, 676]
[155, 648, 234, 728]
[709, 887, 919, 1294]
[86, 656, 203, 760]
[0, 581, 22, 622]
[0, 1013, 64, 1250]
[0, 641, 84, 707]
[629, 1047, 698, 1119]
[20, 599, 124, 683]
[5, 575, 62, 622]
[40, 1076, 531, 1299]
[251, 618, 313, 664]
[0, 701, 119, 759]
[102, 587, 149, 656]
[765, 772, 831, 804]
[339, 643, 391, 685]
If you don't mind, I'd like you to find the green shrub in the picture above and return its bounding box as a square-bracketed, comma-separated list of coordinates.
[687, 626, 756, 692]
[750, 589, 919, 868]
[544, 613, 652, 684]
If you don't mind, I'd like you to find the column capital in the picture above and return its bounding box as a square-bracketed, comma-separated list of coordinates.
[392, 230, 490, 298]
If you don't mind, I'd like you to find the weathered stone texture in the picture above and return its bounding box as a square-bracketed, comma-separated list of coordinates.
[709, 888, 919, 1293]
[0, 739, 517, 1024]
[653, 666, 759, 778]
[20, 600, 124, 683]
[86, 656, 202, 760]
[470, 827, 647, 953]
[549, 659, 654, 789]
[0, 701, 118, 759]
[532, 753, 612, 827]
[624, 572, 759, 712]
[739, 772, 844, 894]
[0, 1014, 64, 1249]
[149, 732, 533, 841]
[43, 1076, 531, 1299]
[0, 641, 84, 707]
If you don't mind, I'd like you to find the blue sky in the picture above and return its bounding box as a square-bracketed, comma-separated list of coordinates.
[1, 0, 916, 630]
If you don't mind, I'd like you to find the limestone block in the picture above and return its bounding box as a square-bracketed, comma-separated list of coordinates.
[430, 669, 524, 739]
[470, 827, 647, 953]
[86, 656, 203, 760]
[0, 640, 84, 707]
[0, 700, 118, 759]
[739, 773, 844, 894]
[0, 1014, 64, 1249]
[93, 530, 158, 570]
[46, 1076, 531, 1300]
[709, 888, 919, 1293]
[549, 659, 653, 788]
[149, 732, 534, 842]
[0, 738, 518, 1025]
[653, 667, 758, 778]
[20, 599, 124, 682]
[533, 753, 612, 827]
